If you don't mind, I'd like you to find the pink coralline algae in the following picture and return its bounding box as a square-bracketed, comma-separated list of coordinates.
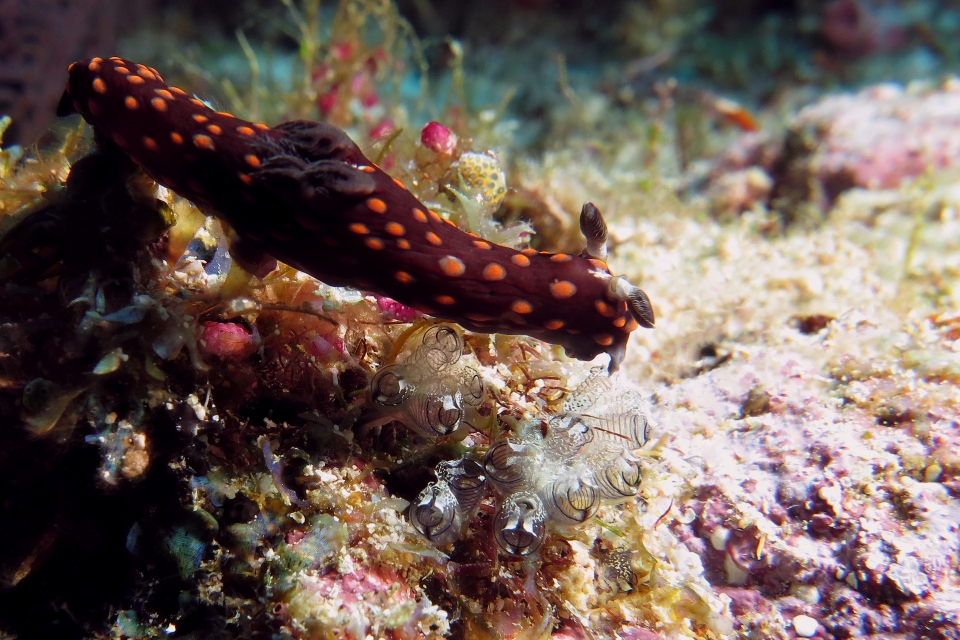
[420, 121, 458, 156]
[821, 0, 907, 59]
[199, 321, 258, 360]
[710, 79, 960, 215]
[654, 342, 960, 640]
[790, 82, 960, 196]
[374, 295, 422, 323]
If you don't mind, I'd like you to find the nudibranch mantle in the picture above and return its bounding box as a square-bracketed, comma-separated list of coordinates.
[58, 56, 654, 371]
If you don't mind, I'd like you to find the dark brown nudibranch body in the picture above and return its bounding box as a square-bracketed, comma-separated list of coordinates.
[58, 57, 655, 371]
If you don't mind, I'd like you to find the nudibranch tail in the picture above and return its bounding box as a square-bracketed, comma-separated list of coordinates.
[58, 57, 655, 372]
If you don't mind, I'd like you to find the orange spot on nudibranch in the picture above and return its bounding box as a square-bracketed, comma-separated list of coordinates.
[294, 213, 323, 232]
[395, 271, 415, 284]
[385, 222, 405, 236]
[142, 136, 158, 151]
[138, 67, 156, 81]
[193, 134, 215, 151]
[511, 300, 533, 314]
[239, 174, 253, 186]
[92, 78, 107, 94]
[521, 248, 538, 256]
[115, 66, 130, 74]
[588, 258, 610, 272]
[170, 132, 184, 145]
[169, 87, 187, 96]
[358, 165, 375, 173]
[216, 112, 235, 118]
[190, 99, 205, 107]
[88, 60, 101, 72]
[237, 126, 255, 136]
[192, 114, 208, 123]
[367, 198, 387, 214]
[365, 238, 385, 250]
[392, 177, 406, 190]
[349, 223, 369, 235]
[124, 96, 138, 110]
[594, 300, 614, 317]
[473, 240, 491, 250]
[244, 154, 261, 168]
[613, 316, 626, 328]
[127, 75, 145, 85]
[549, 280, 577, 299]
[425, 232, 442, 246]
[550, 253, 572, 262]
[207, 124, 222, 135]
[155, 89, 174, 100]
[439, 256, 466, 277]
[593, 334, 614, 346]
[428, 210, 443, 223]
[544, 320, 565, 330]
[435, 295, 456, 305]
[511, 254, 530, 267]
[412, 208, 428, 223]
[397, 239, 411, 250]
[150, 97, 167, 111]
[483, 263, 506, 281]
[254, 123, 270, 131]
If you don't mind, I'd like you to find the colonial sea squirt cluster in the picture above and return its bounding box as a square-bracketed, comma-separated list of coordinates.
[57, 56, 655, 373]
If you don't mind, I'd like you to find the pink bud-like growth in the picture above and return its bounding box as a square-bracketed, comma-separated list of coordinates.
[420, 121, 458, 155]
[199, 322, 258, 360]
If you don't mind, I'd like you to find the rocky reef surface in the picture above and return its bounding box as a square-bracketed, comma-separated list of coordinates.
[1, 1, 959, 639]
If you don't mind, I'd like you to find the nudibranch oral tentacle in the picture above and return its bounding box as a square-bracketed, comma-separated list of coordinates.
[58, 57, 655, 371]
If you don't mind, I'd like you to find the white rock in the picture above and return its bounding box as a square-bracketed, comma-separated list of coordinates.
[793, 614, 819, 637]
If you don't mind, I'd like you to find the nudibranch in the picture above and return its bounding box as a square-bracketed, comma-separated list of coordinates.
[57, 57, 655, 371]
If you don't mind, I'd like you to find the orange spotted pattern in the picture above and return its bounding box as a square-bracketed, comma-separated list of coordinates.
[57, 56, 650, 370]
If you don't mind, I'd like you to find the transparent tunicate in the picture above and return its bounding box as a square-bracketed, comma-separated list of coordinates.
[458, 367, 484, 407]
[411, 325, 463, 370]
[544, 414, 594, 458]
[369, 325, 484, 439]
[436, 458, 487, 515]
[493, 492, 546, 556]
[401, 345, 655, 557]
[484, 439, 543, 495]
[410, 458, 487, 547]
[561, 369, 651, 449]
[370, 366, 409, 406]
[403, 376, 463, 438]
[594, 451, 643, 500]
[541, 469, 601, 526]
[410, 481, 461, 546]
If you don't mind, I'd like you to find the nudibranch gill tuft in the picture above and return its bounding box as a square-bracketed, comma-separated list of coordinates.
[57, 57, 655, 371]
